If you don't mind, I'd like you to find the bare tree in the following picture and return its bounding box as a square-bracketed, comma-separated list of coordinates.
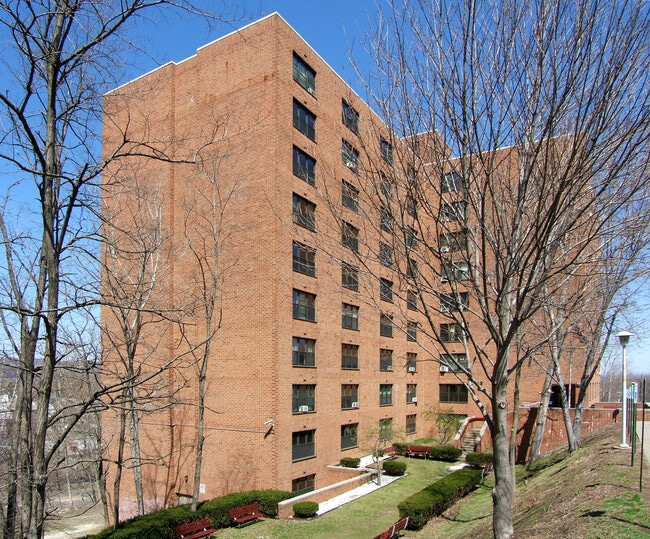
[339, 1, 650, 537]
[0, 1, 235, 537]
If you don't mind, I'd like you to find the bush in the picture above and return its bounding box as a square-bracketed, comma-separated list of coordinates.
[292, 501, 319, 518]
[383, 459, 407, 476]
[398, 468, 483, 530]
[339, 457, 361, 468]
[429, 444, 462, 462]
[88, 489, 293, 537]
[465, 451, 493, 468]
[392, 442, 408, 455]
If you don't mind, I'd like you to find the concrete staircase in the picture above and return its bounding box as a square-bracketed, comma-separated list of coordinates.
[461, 427, 482, 453]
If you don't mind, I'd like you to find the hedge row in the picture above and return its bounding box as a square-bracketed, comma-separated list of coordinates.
[429, 445, 462, 462]
[87, 489, 292, 539]
[465, 451, 493, 468]
[397, 468, 483, 530]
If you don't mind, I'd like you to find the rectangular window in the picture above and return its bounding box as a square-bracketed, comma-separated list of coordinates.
[379, 243, 394, 268]
[439, 384, 468, 403]
[293, 146, 316, 185]
[342, 100, 359, 134]
[342, 180, 359, 212]
[342, 263, 359, 291]
[293, 100, 316, 140]
[440, 323, 464, 343]
[293, 289, 316, 321]
[341, 343, 359, 369]
[342, 140, 359, 173]
[379, 418, 393, 440]
[341, 423, 358, 450]
[342, 303, 359, 330]
[380, 278, 393, 303]
[406, 384, 417, 403]
[442, 261, 470, 282]
[405, 226, 418, 250]
[341, 384, 359, 409]
[293, 384, 315, 413]
[407, 258, 418, 279]
[342, 221, 359, 252]
[407, 321, 417, 342]
[292, 474, 315, 496]
[380, 173, 393, 200]
[380, 137, 393, 163]
[440, 201, 467, 222]
[441, 353, 470, 372]
[440, 231, 468, 253]
[406, 414, 417, 435]
[293, 337, 316, 367]
[407, 352, 417, 373]
[442, 171, 464, 193]
[407, 291, 418, 311]
[293, 53, 316, 95]
[293, 193, 316, 230]
[379, 384, 393, 406]
[406, 194, 417, 217]
[380, 206, 393, 233]
[440, 292, 469, 313]
[380, 313, 393, 337]
[293, 241, 316, 276]
[380, 349, 393, 372]
[292, 430, 316, 461]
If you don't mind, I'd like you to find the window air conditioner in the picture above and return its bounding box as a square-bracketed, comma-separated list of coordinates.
[351, 402, 359, 408]
[386, 365, 393, 371]
[411, 397, 418, 403]
[440, 365, 449, 373]
[307, 87, 315, 95]
[440, 247, 450, 253]
[408, 366, 416, 372]
[345, 161, 355, 169]
[298, 405, 309, 413]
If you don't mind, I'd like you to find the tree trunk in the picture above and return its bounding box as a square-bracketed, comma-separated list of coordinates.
[528, 368, 554, 464]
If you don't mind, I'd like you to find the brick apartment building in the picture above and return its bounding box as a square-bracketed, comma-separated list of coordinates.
[101, 13, 599, 519]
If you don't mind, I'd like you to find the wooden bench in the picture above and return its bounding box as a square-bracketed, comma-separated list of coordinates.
[174, 517, 217, 539]
[229, 502, 262, 527]
[405, 445, 431, 459]
[372, 516, 410, 539]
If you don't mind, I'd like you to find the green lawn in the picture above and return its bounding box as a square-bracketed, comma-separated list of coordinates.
[217, 458, 452, 539]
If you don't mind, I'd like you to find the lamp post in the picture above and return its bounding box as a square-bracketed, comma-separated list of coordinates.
[617, 331, 633, 449]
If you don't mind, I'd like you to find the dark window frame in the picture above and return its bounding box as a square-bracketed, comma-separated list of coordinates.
[379, 384, 393, 406]
[380, 278, 393, 303]
[342, 303, 359, 330]
[342, 263, 359, 291]
[440, 323, 464, 343]
[379, 242, 394, 268]
[380, 137, 394, 163]
[342, 179, 359, 212]
[293, 53, 316, 95]
[440, 292, 470, 313]
[341, 423, 358, 450]
[292, 384, 316, 413]
[380, 349, 393, 372]
[406, 384, 417, 403]
[293, 241, 316, 276]
[293, 289, 316, 322]
[380, 313, 393, 337]
[407, 321, 417, 342]
[292, 337, 316, 367]
[341, 384, 359, 409]
[342, 221, 359, 252]
[342, 140, 359, 173]
[439, 384, 469, 403]
[292, 430, 316, 461]
[442, 172, 464, 193]
[441, 353, 470, 372]
[406, 414, 417, 435]
[341, 343, 359, 369]
[342, 100, 359, 134]
[292, 193, 316, 231]
[293, 146, 316, 185]
[406, 352, 417, 372]
[293, 99, 316, 140]
[292, 474, 315, 496]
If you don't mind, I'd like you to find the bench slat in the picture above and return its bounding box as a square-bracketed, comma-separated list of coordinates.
[174, 517, 217, 539]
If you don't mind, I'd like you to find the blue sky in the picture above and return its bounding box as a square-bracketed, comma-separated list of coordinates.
[126, 1, 649, 375]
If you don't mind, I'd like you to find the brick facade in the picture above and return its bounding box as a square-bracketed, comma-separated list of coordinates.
[101, 14, 600, 521]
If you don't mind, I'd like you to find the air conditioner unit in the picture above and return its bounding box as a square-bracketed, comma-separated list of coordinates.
[411, 397, 418, 403]
[408, 366, 416, 372]
[351, 402, 359, 408]
[345, 161, 355, 169]
[440, 276, 448, 283]
[298, 405, 309, 413]
[307, 87, 315, 95]
[441, 247, 450, 253]
[440, 365, 449, 373]
[386, 365, 393, 371]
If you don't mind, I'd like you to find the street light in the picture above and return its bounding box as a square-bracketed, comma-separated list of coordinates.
[616, 331, 633, 449]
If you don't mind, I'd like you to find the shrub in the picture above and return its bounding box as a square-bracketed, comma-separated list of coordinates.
[392, 442, 408, 455]
[293, 501, 319, 518]
[340, 457, 361, 468]
[398, 468, 483, 529]
[429, 444, 462, 462]
[466, 451, 493, 468]
[383, 459, 407, 476]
